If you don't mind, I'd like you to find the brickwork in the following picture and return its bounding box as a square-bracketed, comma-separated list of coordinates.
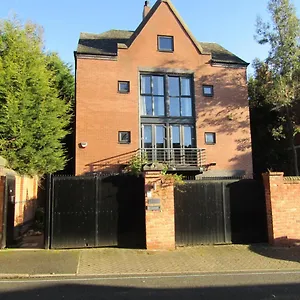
[75, 1, 253, 176]
[263, 172, 300, 246]
[144, 170, 175, 250]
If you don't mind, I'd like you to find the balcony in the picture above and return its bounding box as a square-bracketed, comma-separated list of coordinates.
[140, 148, 206, 169]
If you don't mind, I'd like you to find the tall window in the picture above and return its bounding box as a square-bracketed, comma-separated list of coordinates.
[140, 74, 192, 117]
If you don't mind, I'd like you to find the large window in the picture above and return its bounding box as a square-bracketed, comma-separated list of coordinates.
[140, 74, 193, 117]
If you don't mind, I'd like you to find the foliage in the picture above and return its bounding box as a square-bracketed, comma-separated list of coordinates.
[162, 173, 185, 185]
[161, 164, 185, 185]
[0, 18, 73, 176]
[125, 153, 148, 175]
[250, 0, 300, 175]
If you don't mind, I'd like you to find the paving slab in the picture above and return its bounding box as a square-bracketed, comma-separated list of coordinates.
[0, 250, 80, 276]
[78, 245, 300, 276]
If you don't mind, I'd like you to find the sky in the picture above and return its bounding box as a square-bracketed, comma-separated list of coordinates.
[1, 0, 300, 76]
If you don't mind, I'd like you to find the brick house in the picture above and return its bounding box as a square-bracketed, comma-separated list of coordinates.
[74, 0, 253, 177]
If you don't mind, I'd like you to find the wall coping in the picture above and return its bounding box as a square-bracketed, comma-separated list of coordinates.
[284, 176, 300, 182]
[267, 172, 284, 176]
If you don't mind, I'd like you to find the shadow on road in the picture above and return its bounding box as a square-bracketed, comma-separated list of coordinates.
[248, 243, 300, 264]
[0, 282, 300, 299]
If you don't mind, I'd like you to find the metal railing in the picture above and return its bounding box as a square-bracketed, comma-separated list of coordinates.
[140, 148, 206, 167]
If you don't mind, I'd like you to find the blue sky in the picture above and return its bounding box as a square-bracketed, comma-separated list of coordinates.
[1, 0, 300, 75]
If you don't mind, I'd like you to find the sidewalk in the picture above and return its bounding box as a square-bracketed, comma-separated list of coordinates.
[0, 245, 299, 278]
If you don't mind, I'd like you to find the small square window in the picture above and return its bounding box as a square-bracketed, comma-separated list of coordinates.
[118, 81, 130, 93]
[118, 131, 131, 144]
[203, 85, 214, 97]
[158, 36, 174, 52]
[205, 132, 216, 145]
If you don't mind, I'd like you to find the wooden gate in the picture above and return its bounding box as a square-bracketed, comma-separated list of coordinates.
[174, 178, 268, 246]
[47, 174, 146, 249]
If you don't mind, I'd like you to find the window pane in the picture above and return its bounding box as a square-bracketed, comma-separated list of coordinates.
[153, 76, 164, 95]
[119, 81, 129, 93]
[119, 131, 131, 144]
[181, 98, 192, 117]
[144, 126, 152, 148]
[156, 126, 165, 148]
[141, 75, 151, 94]
[154, 96, 165, 116]
[184, 126, 192, 147]
[181, 78, 191, 96]
[141, 96, 152, 116]
[205, 132, 216, 144]
[172, 126, 180, 146]
[169, 77, 180, 96]
[170, 97, 180, 116]
[203, 85, 213, 96]
[159, 36, 173, 51]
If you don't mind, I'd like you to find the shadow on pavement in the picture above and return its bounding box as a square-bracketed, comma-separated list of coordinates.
[0, 282, 300, 299]
[248, 243, 300, 263]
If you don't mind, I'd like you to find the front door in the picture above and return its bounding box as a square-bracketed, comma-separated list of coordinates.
[142, 124, 167, 162]
[170, 125, 196, 165]
[142, 124, 195, 165]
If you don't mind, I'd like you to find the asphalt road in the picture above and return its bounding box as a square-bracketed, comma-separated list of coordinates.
[0, 271, 300, 299]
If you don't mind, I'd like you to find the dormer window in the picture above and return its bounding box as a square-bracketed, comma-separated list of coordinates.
[158, 36, 174, 52]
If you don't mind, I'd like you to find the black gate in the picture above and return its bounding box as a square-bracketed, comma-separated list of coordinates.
[175, 180, 233, 246]
[1, 176, 16, 248]
[174, 178, 267, 246]
[48, 174, 145, 249]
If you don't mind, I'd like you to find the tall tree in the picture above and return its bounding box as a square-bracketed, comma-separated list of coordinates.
[254, 0, 300, 175]
[0, 18, 72, 176]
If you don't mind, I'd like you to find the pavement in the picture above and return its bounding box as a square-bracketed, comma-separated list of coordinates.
[0, 244, 299, 278]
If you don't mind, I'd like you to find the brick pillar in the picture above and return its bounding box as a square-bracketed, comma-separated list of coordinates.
[144, 170, 175, 250]
[262, 172, 284, 245]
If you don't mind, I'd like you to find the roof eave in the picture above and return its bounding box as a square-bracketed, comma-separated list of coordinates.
[211, 59, 249, 67]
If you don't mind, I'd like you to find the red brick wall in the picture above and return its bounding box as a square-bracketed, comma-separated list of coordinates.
[75, 1, 252, 176]
[144, 170, 175, 250]
[263, 172, 300, 246]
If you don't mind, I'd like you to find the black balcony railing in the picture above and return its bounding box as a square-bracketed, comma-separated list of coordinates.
[140, 148, 206, 167]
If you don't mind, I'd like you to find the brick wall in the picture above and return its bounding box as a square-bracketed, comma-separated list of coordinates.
[263, 172, 300, 246]
[144, 170, 175, 250]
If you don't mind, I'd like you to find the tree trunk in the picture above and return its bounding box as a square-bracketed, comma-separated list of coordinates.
[286, 106, 299, 176]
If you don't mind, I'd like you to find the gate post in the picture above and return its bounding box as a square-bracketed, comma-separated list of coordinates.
[143, 168, 175, 250]
[44, 174, 52, 250]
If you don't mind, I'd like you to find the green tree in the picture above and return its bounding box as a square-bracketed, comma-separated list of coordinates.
[253, 0, 300, 175]
[0, 18, 72, 176]
[249, 60, 290, 176]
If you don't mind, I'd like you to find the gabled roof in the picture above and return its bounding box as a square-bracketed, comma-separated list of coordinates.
[77, 30, 248, 66]
[126, 0, 205, 54]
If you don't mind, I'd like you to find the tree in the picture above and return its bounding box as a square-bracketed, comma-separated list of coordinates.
[249, 60, 290, 176]
[0, 18, 72, 176]
[253, 0, 300, 175]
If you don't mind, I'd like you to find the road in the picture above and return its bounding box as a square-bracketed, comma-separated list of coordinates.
[0, 271, 300, 299]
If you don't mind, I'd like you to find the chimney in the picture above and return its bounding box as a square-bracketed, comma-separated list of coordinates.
[143, 1, 151, 19]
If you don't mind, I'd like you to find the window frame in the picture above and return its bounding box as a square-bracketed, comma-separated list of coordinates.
[205, 132, 216, 145]
[118, 81, 130, 94]
[140, 74, 194, 118]
[202, 85, 214, 97]
[118, 131, 131, 144]
[157, 35, 174, 52]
